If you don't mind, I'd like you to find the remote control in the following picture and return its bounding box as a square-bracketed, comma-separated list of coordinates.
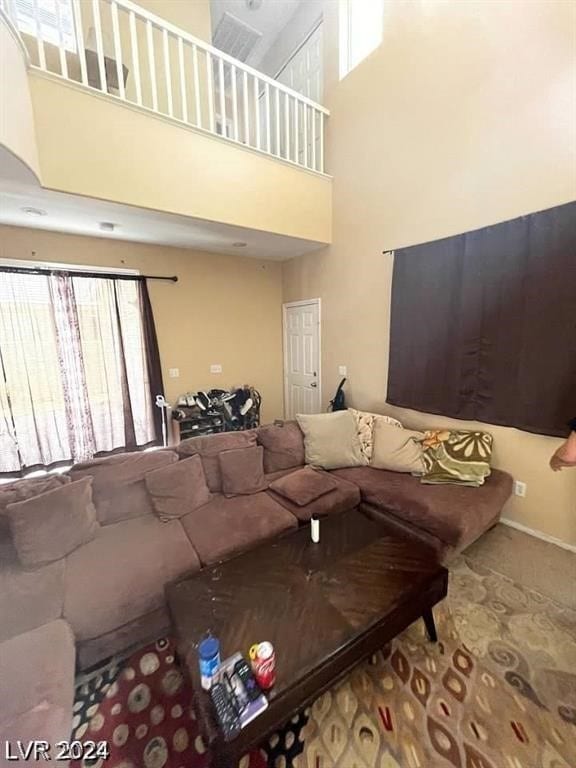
[234, 658, 262, 702]
[210, 682, 241, 742]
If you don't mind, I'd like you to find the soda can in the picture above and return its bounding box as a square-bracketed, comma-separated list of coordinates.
[249, 641, 276, 690]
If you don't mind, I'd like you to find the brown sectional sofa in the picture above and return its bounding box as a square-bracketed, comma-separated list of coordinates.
[0, 419, 512, 765]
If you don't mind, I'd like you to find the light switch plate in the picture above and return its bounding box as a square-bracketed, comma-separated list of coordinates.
[168, 368, 180, 378]
[338, 365, 347, 376]
[514, 480, 527, 497]
[210, 364, 223, 374]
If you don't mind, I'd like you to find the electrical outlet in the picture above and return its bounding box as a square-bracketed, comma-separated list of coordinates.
[168, 368, 180, 378]
[338, 365, 347, 376]
[210, 364, 223, 374]
[514, 480, 527, 498]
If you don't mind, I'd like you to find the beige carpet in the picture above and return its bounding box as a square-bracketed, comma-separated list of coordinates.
[291, 553, 576, 768]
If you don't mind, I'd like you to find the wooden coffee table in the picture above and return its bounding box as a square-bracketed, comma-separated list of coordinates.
[166, 509, 448, 767]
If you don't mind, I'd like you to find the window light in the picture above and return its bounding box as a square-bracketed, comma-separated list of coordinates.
[12, 0, 76, 53]
[339, 0, 384, 79]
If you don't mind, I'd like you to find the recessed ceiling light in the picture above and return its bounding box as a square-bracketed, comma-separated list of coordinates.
[233, 241, 247, 248]
[99, 221, 117, 232]
[21, 207, 47, 217]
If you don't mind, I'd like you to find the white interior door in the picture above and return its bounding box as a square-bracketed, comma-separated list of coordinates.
[283, 299, 321, 419]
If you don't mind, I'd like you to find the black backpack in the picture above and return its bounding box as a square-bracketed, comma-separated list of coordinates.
[329, 378, 347, 411]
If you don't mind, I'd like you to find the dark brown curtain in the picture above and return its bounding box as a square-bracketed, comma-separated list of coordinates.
[388, 201, 576, 437]
[139, 280, 165, 443]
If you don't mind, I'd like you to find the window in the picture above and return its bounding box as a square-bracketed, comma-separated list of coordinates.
[12, 0, 76, 52]
[339, 0, 384, 79]
[0, 267, 162, 475]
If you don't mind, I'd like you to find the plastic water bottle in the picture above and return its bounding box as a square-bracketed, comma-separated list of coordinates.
[198, 635, 220, 690]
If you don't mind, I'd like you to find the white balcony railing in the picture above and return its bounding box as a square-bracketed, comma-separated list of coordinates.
[2, 0, 329, 174]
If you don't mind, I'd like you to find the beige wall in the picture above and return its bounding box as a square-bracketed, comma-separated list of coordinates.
[283, 0, 576, 546]
[0, 225, 284, 424]
[0, 18, 40, 180]
[29, 74, 332, 244]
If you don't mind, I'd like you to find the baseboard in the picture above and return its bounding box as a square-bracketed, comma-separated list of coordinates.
[500, 517, 576, 554]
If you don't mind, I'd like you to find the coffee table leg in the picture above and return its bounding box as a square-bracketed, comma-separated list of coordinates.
[422, 607, 438, 643]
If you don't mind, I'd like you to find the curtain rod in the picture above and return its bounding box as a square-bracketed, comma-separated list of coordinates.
[0, 265, 178, 282]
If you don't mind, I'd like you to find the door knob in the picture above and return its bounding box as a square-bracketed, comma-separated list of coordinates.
[310, 382, 318, 388]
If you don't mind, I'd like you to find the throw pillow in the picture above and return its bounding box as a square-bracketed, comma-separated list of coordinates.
[420, 429, 493, 486]
[6, 477, 99, 569]
[371, 421, 426, 473]
[295, 411, 364, 470]
[219, 445, 267, 497]
[0, 474, 71, 539]
[256, 421, 305, 473]
[349, 408, 403, 462]
[269, 466, 337, 507]
[145, 455, 212, 521]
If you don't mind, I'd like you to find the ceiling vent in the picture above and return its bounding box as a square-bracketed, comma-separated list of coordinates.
[213, 11, 262, 63]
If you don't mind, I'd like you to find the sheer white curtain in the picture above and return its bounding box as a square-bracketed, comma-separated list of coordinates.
[0, 271, 158, 475]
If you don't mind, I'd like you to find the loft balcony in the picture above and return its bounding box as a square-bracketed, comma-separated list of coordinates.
[0, 0, 332, 252]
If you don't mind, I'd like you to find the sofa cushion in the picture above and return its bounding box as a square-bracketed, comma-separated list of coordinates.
[145, 455, 212, 521]
[269, 466, 337, 506]
[177, 430, 258, 492]
[331, 466, 513, 549]
[0, 474, 71, 539]
[7, 477, 99, 569]
[70, 450, 179, 525]
[180, 493, 297, 566]
[0, 551, 65, 644]
[0, 620, 75, 753]
[296, 411, 364, 469]
[63, 516, 200, 641]
[268, 475, 361, 522]
[220, 445, 267, 497]
[257, 421, 305, 473]
[371, 421, 426, 474]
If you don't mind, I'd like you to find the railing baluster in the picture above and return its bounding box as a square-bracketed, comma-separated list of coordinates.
[231, 65, 239, 141]
[265, 82, 271, 153]
[218, 56, 226, 136]
[54, 0, 68, 78]
[319, 112, 324, 173]
[303, 104, 308, 168]
[72, 0, 88, 85]
[253, 76, 261, 150]
[284, 92, 290, 161]
[162, 29, 173, 117]
[206, 51, 215, 133]
[294, 98, 299, 164]
[146, 20, 158, 111]
[274, 88, 280, 156]
[242, 70, 249, 145]
[111, 1, 125, 99]
[31, 0, 46, 69]
[177, 38, 188, 123]
[92, 0, 107, 92]
[129, 10, 142, 105]
[192, 45, 201, 127]
[311, 108, 317, 170]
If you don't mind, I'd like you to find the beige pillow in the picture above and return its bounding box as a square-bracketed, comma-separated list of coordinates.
[349, 408, 403, 463]
[296, 411, 365, 470]
[7, 477, 99, 569]
[371, 421, 425, 473]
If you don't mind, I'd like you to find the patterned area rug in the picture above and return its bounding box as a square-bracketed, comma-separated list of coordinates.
[70, 556, 576, 768]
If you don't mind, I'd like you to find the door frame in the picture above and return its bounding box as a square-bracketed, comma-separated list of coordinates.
[282, 298, 322, 419]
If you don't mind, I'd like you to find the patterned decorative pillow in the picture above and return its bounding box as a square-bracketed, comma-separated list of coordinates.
[420, 430, 493, 486]
[349, 409, 403, 463]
